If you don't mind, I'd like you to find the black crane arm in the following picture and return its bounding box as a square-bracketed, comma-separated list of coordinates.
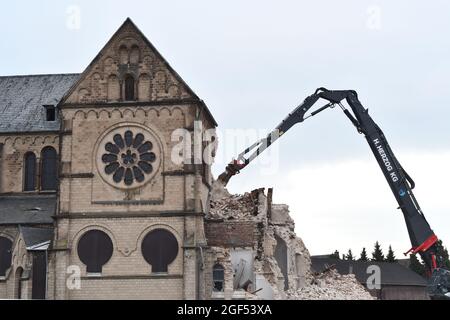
[217, 87, 449, 298]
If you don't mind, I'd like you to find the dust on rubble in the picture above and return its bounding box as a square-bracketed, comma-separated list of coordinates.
[208, 180, 375, 300]
[287, 269, 375, 300]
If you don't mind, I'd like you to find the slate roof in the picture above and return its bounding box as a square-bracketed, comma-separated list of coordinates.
[19, 226, 54, 248]
[311, 256, 427, 286]
[0, 195, 56, 225]
[0, 74, 80, 133]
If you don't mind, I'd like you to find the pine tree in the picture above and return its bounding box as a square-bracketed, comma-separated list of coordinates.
[434, 240, 450, 269]
[345, 249, 355, 261]
[359, 248, 369, 261]
[386, 245, 396, 263]
[330, 250, 340, 260]
[409, 254, 426, 276]
[371, 241, 385, 262]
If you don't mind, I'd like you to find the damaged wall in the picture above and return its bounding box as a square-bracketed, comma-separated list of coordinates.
[205, 183, 313, 300]
[204, 181, 374, 300]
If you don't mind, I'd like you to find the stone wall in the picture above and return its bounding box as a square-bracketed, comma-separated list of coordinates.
[0, 19, 217, 300]
[52, 19, 216, 300]
[204, 220, 255, 248]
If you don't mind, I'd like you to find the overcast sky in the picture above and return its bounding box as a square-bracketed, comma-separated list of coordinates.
[1, 0, 449, 257]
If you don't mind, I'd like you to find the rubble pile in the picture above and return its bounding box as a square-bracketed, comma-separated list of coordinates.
[208, 179, 375, 300]
[209, 191, 259, 220]
[287, 269, 375, 300]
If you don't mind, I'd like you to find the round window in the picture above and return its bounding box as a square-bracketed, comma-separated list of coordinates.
[96, 125, 161, 189]
[77, 230, 113, 273]
[141, 229, 178, 273]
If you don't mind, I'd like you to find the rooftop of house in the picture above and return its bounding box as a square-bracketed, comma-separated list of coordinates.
[311, 255, 428, 287]
[0, 73, 80, 133]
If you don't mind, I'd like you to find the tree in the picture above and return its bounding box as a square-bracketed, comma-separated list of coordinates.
[408, 241, 450, 277]
[330, 250, 340, 260]
[372, 241, 385, 262]
[409, 254, 426, 277]
[359, 248, 369, 261]
[434, 240, 450, 269]
[386, 245, 396, 263]
[345, 249, 355, 261]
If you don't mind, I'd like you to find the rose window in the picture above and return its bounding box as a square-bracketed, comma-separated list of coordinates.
[101, 130, 158, 187]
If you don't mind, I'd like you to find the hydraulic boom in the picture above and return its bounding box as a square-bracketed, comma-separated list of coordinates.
[218, 88, 450, 298]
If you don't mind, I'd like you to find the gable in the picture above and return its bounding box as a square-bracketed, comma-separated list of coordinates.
[61, 19, 198, 105]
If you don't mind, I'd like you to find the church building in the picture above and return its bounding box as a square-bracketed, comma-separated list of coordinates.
[0, 18, 217, 299]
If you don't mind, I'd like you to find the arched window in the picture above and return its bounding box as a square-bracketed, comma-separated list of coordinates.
[119, 45, 128, 65]
[141, 229, 178, 273]
[138, 74, 151, 101]
[41, 147, 57, 191]
[124, 75, 135, 101]
[0, 237, 13, 278]
[107, 74, 120, 101]
[15, 267, 23, 299]
[24, 152, 36, 191]
[77, 230, 113, 274]
[213, 263, 225, 292]
[130, 45, 140, 64]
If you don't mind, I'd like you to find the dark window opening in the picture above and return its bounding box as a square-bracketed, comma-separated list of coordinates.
[124, 75, 135, 101]
[213, 263, 225, 292]
[41, 147, 57, 191]
[44, 105, 56, 122]
[77, 230, 113, 274]
[0, 237, 13, 277]
[15, 267, 23, 299]
[24, 152, 37, 191]
[274, 235, 289, 291]
[141, 229, 178, 273]
[32, 251, 47, 299]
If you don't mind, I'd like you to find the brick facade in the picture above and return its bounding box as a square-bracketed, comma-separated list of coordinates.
[0, 18, 217, 300]
[205, 221, 255, 247]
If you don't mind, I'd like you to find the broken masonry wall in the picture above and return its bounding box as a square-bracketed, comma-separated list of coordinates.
[206, 184, 313, 300]
[254, 188, 313, 295]
[202, 247, 238, 300]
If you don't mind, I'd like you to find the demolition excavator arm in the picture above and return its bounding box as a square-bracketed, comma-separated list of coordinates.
[217, 87, 450, 299]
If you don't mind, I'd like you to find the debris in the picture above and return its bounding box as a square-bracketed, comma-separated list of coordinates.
[208, 180, 375, 300]
[286, 269, 375, 300]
